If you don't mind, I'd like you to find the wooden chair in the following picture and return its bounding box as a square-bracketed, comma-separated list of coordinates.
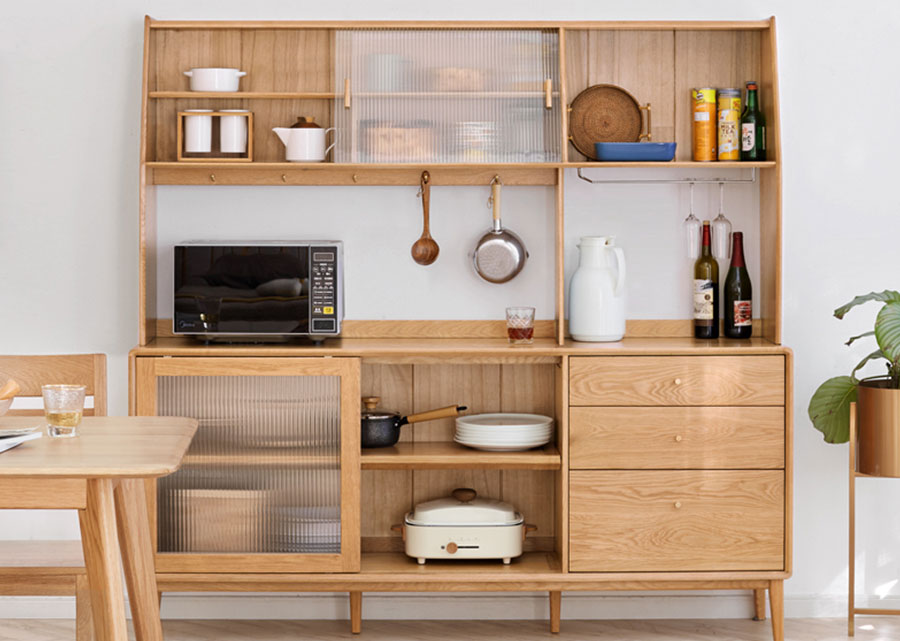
[0, 354, 107, 641]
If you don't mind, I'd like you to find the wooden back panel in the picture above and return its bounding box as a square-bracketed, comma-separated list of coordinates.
[0, 354, 108, 416]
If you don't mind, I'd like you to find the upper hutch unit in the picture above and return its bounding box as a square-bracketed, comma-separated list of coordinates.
[133, 16, 789, 641]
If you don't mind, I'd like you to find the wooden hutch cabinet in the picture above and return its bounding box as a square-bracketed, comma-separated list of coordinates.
[130, 16, 791, 641]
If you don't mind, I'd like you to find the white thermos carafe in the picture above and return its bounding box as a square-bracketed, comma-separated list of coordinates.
[568, 236, 626, 342]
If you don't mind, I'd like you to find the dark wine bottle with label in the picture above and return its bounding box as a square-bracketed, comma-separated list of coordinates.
[693, 221, 719, 339]
[723, 231, 752, 338]
[740, 81, 766, 161]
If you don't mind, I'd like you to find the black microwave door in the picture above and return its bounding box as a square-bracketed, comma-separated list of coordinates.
[174, 246, 310, 334]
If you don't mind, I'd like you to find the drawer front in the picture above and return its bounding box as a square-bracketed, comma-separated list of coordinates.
[569, 356, 784, 406]
[569, 470, 784, 572]
[569, 406, 785, 470]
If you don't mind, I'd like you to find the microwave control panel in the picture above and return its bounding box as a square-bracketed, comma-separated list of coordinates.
[310, 246, 339, 333]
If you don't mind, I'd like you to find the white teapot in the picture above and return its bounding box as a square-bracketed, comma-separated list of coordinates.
[568, 236, 626, 342]
[273, 116, 336, 162]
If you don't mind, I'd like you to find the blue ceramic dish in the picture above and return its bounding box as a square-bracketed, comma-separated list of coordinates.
[592, 142, 677, 162]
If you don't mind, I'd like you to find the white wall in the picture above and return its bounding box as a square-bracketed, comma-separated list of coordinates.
[2, 0, 900, 620]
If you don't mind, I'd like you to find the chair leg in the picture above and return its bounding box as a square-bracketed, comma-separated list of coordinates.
[753, 588, 767, 621]
[350, 591, 362, 634]
[75, 574, 94, 641]
[549, 591, 561, 634]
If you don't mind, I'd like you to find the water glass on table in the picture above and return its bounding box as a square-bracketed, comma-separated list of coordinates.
[506, 307, 535, 345]
[41, 384, 86, 438]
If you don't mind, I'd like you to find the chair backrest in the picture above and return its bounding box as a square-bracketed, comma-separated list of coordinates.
[0, 354, 107, 417]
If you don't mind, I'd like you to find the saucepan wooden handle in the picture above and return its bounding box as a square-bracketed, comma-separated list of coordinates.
[405, 405, 467, 424]
[390, 523, 406, 541]
[523, 523, 538, 542]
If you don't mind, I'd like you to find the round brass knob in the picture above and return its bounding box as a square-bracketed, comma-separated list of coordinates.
[675, 435, 683, 443]
[674, 501, 682, 509]
[674, 378, 682, 385]
[446, 542, 458, 554]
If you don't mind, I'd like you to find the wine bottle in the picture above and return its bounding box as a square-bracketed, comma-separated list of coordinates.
[723, 231, 752, 338]
[693, 221, 719, 339]
[740, 81, 766, 161]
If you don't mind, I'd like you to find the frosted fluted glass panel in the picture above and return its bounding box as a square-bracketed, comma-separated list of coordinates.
[157, 375, 341, 554]
[334, 29, 560, 163]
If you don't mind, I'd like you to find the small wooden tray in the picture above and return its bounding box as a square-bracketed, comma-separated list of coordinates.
[568, 84, 649, 160]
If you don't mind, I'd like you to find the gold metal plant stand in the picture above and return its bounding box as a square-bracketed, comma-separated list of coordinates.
[848, 401, 900, 635]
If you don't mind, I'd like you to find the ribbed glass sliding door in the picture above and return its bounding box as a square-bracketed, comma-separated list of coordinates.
[333, 29, 561, 163]
[134, 357, 360, 573]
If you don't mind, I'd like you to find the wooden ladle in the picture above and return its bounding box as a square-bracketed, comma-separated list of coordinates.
[411, 170, 439, 265]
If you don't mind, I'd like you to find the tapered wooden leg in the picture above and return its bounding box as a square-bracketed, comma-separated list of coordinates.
[114, 478, 164, 641]
[79, 478, 128, 641]
[549, 591, 561, 634]
[753, 588, 767, 621]
[75, 574, 94, 641]
[350, 591, 362, 634]
[769, 580, 784, 641]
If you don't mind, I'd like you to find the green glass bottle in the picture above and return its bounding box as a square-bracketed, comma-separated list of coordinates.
[740, 81, 766, 161]
[693, 221, 719, 339]
[723, 231, 753, 339]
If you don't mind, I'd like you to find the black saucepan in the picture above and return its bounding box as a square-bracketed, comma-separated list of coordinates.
[361, 396, 467, 448]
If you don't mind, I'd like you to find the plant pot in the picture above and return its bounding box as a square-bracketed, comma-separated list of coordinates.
[858, 379, 900, 477]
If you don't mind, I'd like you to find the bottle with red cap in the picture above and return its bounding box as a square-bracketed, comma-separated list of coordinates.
[723, 231, 752, 338]
[740, 81, 766, 161]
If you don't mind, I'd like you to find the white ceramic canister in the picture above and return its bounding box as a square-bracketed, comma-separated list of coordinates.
[219, 109, 249, 153]
[568, 236, 626, 342]
[183, 109, 213, 153]
[273, 116, 336, 162]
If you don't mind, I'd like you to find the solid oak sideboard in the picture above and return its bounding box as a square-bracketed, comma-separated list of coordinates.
[131, 16, 788, 640]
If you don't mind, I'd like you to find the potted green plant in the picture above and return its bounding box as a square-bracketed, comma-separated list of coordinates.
[809, 290, 900, 476]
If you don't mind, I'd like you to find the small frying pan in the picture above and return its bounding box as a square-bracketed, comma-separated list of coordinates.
[473, 176, 528, 284]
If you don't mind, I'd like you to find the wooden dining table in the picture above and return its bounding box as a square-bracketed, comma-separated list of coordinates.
[0, 416, 198, 641]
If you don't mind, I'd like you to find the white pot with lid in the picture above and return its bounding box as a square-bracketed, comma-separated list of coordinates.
[184, 68, 247, 92]
[273, 116, 336, 162]
[399, 488, 532, 565]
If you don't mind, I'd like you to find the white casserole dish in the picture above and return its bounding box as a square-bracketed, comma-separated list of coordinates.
[400, 488, 531, 564]
[183, 67, 247, 92]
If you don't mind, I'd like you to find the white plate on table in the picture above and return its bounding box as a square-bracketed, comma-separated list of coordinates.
[0, 426, 39, 439]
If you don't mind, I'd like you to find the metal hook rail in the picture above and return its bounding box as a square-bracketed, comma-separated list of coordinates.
[576, 167, 757, 186]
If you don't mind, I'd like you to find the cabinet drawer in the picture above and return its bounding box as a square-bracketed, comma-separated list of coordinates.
[569, 470, 784, 572]
[569, 406, 784, 470]
[569, 356, 784, 406]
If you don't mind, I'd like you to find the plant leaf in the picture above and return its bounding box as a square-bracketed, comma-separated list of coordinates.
[876, 301, 900, 364]
[851, 349, 885, 381]
[845, 330, 875, 346]
[808, 376, 858, 444]
[834, 290, 900, 319]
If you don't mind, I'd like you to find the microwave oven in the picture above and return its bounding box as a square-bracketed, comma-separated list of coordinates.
[173, 241, 343, 341]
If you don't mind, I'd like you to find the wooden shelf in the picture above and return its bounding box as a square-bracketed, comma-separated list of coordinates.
[361, 441, 560, 470]
[150, 91, 336, 99]
[564, 161, 776, 169]
[133, 336, 786, 359]
[144, 161, 775, 186]
[183, 448, 338, 468]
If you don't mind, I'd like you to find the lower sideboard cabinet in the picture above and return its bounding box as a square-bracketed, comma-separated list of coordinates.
[566, 352, 790, 578]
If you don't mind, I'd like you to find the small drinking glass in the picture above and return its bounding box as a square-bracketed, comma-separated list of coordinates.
[506, 307, 535, 345]
[41, 384, 86, 438]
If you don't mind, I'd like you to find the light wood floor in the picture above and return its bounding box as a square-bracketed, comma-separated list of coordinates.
[0, 618, 897, 640]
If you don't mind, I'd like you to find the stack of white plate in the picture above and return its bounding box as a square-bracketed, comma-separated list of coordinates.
[454, 413, 554, 452]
